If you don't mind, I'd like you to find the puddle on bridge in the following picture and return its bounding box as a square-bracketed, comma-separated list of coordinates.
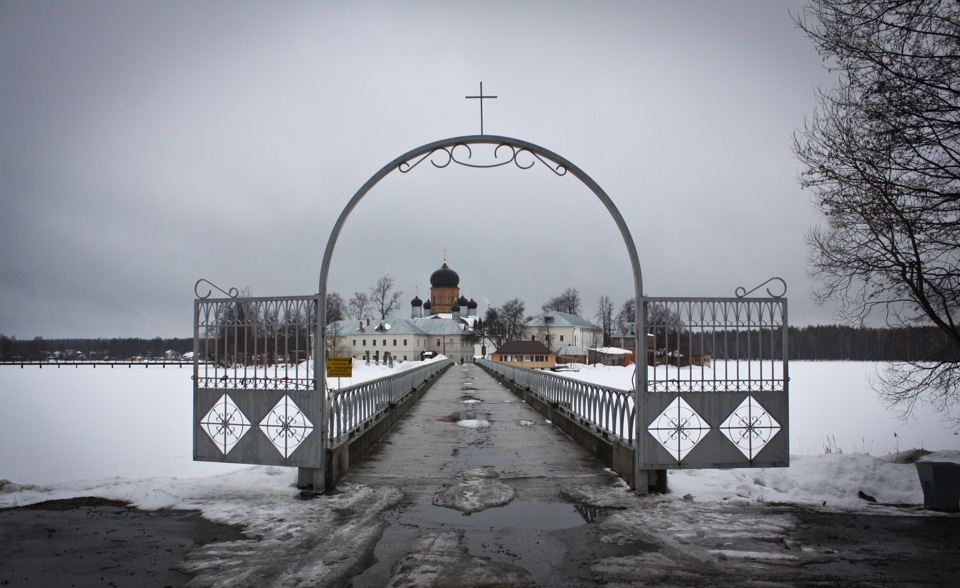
[438, 410, 489, 423]
[404, 499, 594, 530]
[459, 394, 482, 404]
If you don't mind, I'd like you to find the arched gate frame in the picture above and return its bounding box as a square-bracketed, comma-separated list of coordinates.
[193, 134, 789, 494]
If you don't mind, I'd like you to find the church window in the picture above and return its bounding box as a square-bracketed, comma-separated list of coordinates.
[352, 340, 356, 346]
[393, 339, 397, 346]
[362, 339, 366, 346]
[403, 339, 408, 346]
[560, 335, 565, 342]
[372, 340, 376, 346]
[382, 339, 387, 346]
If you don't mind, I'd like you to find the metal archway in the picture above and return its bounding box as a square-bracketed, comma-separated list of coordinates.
[314, 134, 649, 490]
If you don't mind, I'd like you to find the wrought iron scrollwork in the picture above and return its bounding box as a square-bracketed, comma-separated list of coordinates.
[194, 278, 239, 300]
[735, 277, 787, 299]
[398, 143, 567, 176]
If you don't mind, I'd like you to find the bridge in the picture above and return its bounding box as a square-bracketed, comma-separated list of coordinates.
[192, 134, 789, 496]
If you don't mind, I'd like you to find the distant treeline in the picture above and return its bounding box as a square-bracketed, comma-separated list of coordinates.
[1, 325, 957, 362]
[788, 325, 959, 362]
[0, 335, 193, 361]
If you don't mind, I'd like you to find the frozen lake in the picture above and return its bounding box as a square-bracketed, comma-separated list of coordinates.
[1, 361, 957, 486]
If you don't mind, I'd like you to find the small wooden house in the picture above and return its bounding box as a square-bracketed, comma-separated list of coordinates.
[491, 340, 556, 369]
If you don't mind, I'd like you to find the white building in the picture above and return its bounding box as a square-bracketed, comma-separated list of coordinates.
[326, 260, 482, 363]
[522, 311, 603, 354]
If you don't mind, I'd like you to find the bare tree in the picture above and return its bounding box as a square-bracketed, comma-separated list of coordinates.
[542, 287, 582, 316]
[325, 292, 346, 325]
[646, 302, 685, 352]
[537, 315, 554, 352]
[795, 0, 960, 423]
[348, 292, 369, 321]
[501, 298, 527, 342]
[484, 298, 527, 350]
[325, 319, 346, 358]
[369, 275, 403, 320]
[614, 298, 636, 332]
[483, 307, 507, 350]
[596, 295, 614, 346]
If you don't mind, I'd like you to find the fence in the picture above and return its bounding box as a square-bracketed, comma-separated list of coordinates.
[642, 294, 789, 469]
[194, 295, 318, 392]
[477, 358, 636, 441]
[329, 358, 453, 443]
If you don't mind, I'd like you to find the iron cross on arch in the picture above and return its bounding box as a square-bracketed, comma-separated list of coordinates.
[465, 82, 497, 135]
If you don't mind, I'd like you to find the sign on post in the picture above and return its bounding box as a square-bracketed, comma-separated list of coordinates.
[326, 356, 353, 378]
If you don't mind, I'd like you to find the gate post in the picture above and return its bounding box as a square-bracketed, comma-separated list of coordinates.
[298, 293, 327, 491]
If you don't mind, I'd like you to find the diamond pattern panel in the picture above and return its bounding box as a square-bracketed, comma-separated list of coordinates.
[719, 396, 781, 460]
[648, 397, 711, 463]
[259, 395, 314, 459]
[200, 394, 251, 455]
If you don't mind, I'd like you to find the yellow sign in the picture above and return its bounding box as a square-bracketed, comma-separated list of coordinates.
[326, 356, 353, 378]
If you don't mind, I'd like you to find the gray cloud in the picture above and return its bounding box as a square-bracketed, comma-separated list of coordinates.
[1, 0, 836, 338]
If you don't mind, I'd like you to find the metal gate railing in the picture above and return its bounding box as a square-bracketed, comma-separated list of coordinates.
[193, 290, 323, 468]
[641, 285, 789, 469]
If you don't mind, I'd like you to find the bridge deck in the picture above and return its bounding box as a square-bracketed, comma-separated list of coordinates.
[344, 362, 622, 586]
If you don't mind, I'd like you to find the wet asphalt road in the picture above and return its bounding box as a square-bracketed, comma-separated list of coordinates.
[344, 362, 624, 586]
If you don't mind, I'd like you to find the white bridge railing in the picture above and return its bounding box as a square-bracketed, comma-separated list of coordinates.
[328, 358, 453, 443]
[477, 358, 636, 442]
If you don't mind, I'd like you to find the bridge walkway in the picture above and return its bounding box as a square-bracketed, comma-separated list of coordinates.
[344, 362, 624, 587]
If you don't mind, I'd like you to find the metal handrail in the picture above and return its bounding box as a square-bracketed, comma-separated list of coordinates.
[477, 358, 636, 442]
[328, 358, 452, 443]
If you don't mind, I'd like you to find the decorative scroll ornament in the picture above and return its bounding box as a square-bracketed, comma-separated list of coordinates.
[735, 277, 787, 299]
[398, 143, 567, 176]
[194, 278, 240, 300]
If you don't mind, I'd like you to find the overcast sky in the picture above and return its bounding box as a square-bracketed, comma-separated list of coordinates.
[1, 0, 840, 338]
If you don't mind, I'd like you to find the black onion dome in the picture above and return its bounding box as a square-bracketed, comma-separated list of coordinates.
[457, 295, 469, 307]
[467, 299, 478, 309]
[423, 300, 431, 309]
[430, 263, 460, 288]
[411, 295, 422, 307]
[451, 303, 461, 312]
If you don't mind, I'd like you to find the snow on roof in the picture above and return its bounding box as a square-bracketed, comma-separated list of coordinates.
[556, 345, 587, 356]
[327, 316, 471, 337]
[524, 310, 601, 330]
[589, 347, 631, 355]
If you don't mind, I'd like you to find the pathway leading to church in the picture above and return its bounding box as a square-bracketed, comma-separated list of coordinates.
[344, 362, 626, 587]
[337, 363, 960, 587]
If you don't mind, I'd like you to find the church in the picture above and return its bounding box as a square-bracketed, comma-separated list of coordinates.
[326, 261, 481, 364]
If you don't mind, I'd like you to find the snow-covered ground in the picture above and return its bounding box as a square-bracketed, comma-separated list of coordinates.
[1, 360, 957, 515]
